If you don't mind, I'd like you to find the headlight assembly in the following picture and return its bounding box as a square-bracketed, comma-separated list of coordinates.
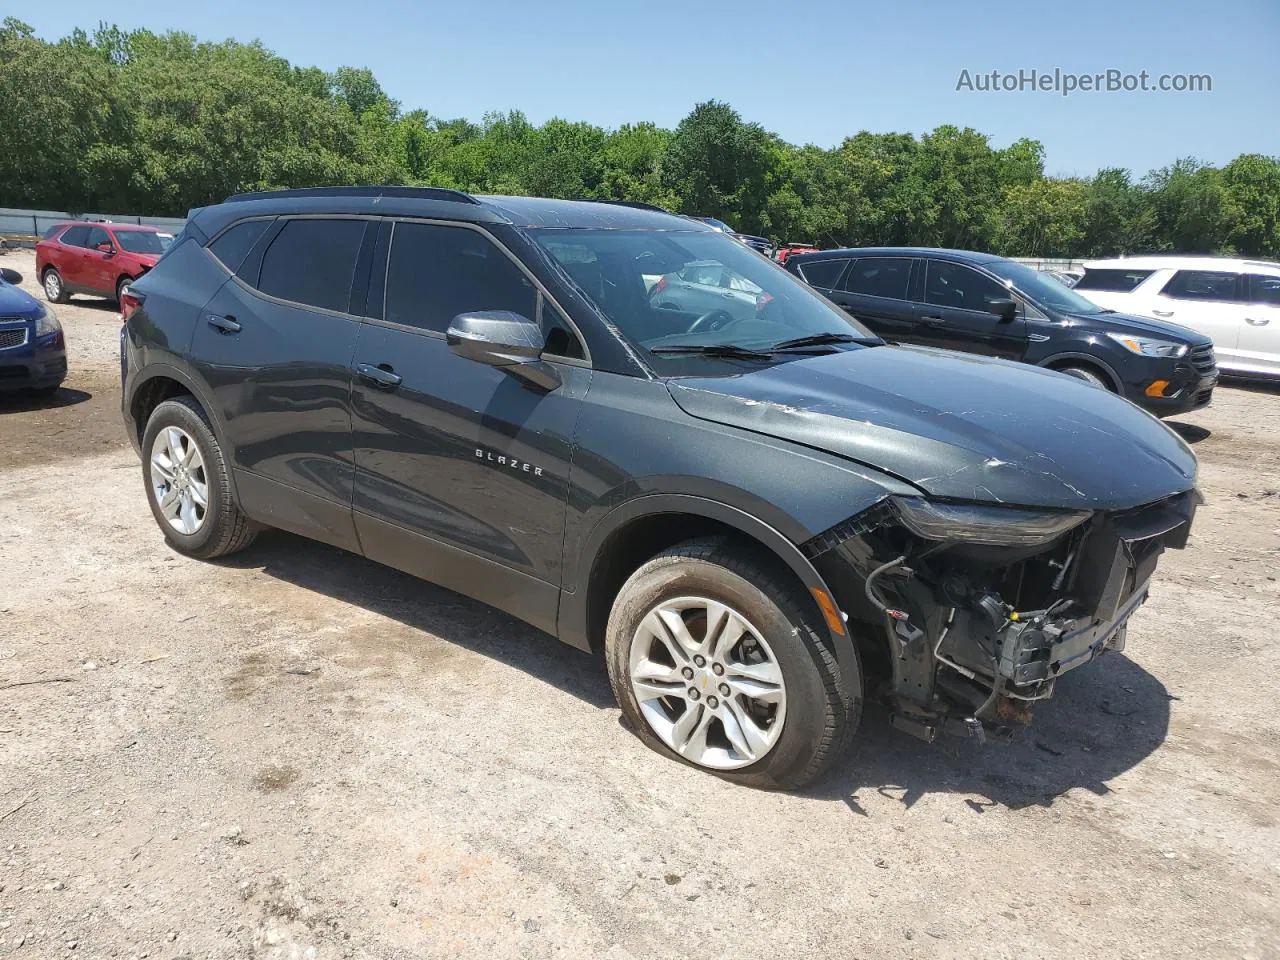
[1105, 332, 1187, 358]
[34, 304, 61, 338]
[890, 497, 1091, 546]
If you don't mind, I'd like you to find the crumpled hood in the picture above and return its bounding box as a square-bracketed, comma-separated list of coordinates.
[668, 346, 1197, 510]
[1072, 309, 1212, 344]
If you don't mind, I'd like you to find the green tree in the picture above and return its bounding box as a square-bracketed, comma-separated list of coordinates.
[663, 101, 772, 230]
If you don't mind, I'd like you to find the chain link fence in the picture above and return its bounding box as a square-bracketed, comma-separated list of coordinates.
[1, 207, 187, 248]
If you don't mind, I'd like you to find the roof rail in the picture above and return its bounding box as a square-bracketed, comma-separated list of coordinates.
[585, 199, 672, 213]
[223, 185, 479, 205]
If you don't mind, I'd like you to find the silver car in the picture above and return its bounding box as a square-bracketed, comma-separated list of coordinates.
[648, 259, 767, 323]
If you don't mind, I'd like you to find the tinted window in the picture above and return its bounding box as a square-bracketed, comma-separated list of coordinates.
[85, 227, 112, 250]
[843, 257, 912, 299]
[60, 225, 90, 247]
[1247, 274, 1280, 306]
[1075, 268, 1155, 292]
[257, 218, 367, 313]
[924, 261, 1008, 310]
[1160, 270, 1241, 303]
[681, 262, 724, 286]
[798, 259, 847, 288]
[209, 220, 273, 273]
[42, 224, 64, 239]
[114, 231, 167, 255]
[384, 222, 538, 336]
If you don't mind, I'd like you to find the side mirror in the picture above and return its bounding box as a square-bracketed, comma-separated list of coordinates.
[96, 242, 115, 254]
[988, 297, 1018, 322]
[446, 311, 561, 391]
[0, 267, 22, 285]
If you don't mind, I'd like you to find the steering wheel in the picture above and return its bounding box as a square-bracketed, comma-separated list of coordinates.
[687, 309, 739, 335]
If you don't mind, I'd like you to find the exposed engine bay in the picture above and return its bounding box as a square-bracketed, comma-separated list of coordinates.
[807, 490, 1199, 742]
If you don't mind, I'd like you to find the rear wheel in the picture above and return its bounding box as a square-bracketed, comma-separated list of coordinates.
[1059, 365, 1111, 390]
[142, 396, 259, 559]
[605, 537, 860, 790]
[42, 268, 68, 304]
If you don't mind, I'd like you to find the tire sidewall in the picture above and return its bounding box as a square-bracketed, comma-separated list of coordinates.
[606, 555, 841, 787]
[141, 399, 229, 556]
[43, 268, 65, 303]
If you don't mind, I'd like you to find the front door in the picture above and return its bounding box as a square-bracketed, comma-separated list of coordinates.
[81, 226, 116, 296]
[1240, 273, 1280, 374]
[187, 216, 371, 551]
[914, 259, 1026, 359]
[350, 220, 591, 634]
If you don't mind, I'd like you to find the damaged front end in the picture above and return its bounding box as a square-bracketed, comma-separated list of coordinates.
[808, 490, 1199, 743]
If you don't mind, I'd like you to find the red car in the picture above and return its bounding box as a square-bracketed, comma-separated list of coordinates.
[774, 243, 820, 264]
[36, 223, 173, 306]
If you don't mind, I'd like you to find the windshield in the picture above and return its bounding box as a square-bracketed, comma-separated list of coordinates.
[114, 230, 167, 255]
[531, 228, 876, 373]
[987, 259, 1105, 315]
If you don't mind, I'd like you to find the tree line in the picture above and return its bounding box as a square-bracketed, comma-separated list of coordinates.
[3, 18, 1278, 259]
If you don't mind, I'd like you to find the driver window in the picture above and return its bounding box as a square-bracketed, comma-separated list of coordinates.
[925, 261, 1008, 311]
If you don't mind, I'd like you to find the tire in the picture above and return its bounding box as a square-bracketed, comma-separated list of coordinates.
[605, 537, 861, 790]
[141, 396, 259, 559]
[42, 268, 68, 304]
[116, 276, 133, 304]
[1059, 365, 1111, 390]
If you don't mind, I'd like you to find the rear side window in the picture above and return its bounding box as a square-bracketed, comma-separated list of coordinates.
[798, 259, 847, 288]
[1075, 268, 1154, 292]
[681, 262, 725, 286]
[384, 222, 537, 335]
[209, 220, 273, 273]
[1247, 274, 1280, 306]
[42, 224, 65, 240]
[844, 257, 913, 300]
[60, 225, 90, 247]
[1160, 270, 1242, 303]
[257, 218, 368, 313]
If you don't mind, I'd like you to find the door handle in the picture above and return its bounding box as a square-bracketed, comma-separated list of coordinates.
[1152, 309, 1174, 317]
[207, 314, 241, 334]
[1246, 317, 1270, 326]
[357, 362, 403, 389]
[922, 315, 946, 327]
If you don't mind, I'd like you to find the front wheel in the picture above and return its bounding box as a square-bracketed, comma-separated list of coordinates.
[142, 396, 259, 559]
[605, 538, 861, 790]
[42, 268, 68, 304]
[116, 276, 133, 304]
[1059, 365, 1111, 390]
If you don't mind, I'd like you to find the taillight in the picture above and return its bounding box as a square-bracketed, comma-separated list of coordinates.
[652, 276, 668, 295]
[120, 290, 144, 322]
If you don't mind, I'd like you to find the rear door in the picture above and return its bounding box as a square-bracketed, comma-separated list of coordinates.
[54, 225, 92, 289]
[914, 259, 1026, 358]
[188, 215, 371, 551]
[828, 256, 917, 342]
[1240, 273, 1280, 374]
[1150, 269, 1246, 364]
[350, 219, 591, 633]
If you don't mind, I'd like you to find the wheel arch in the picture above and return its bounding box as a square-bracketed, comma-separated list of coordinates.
[558, 494, 860, 689]
[1039, 352, 1123, 392]
[128, 365, 245, 509]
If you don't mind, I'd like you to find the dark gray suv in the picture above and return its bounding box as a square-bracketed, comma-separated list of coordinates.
[122, 187, 1199, 789]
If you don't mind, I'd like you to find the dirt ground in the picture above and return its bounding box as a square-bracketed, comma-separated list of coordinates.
[1, 245, 1278, 960]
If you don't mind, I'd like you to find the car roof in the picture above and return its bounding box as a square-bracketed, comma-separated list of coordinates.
[788, 246, 1007, 265]
[107, 224, 162, 233]
[1083, 255, 1280, 274]
[196, 187, 707, 236]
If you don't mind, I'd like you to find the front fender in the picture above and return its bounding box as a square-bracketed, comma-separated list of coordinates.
[556, 492, 864, 691]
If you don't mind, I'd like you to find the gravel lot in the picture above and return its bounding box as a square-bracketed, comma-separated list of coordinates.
[2, 246, 1278, 960]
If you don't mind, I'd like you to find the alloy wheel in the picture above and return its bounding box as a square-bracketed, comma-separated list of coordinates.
[628, 596, 787, 770]
[150, 426, 209, 535]
[44, 271, 61, 301]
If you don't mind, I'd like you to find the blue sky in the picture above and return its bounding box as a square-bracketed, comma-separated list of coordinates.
[20, 0, 1280, 177]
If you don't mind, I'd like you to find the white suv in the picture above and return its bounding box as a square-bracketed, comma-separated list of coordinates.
[1076, 256, 1280, 378]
